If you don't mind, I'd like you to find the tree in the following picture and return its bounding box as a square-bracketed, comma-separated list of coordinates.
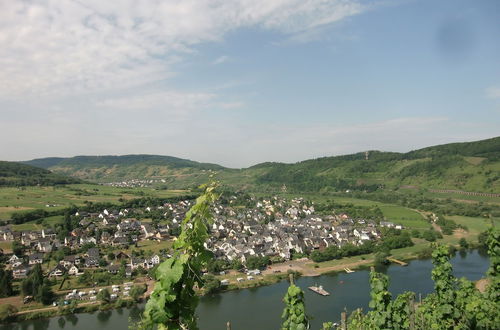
[0, 268, 13, 297]
[230, 259, 244, 271]
[97, 288, 111, 304]
[203, 275, 221, 295]
[459, 238, 468, 249]
[141, 181, 219, 329]
[374, 251, 390, 266]
[0, 304, 17, 322]
[281, 276, 309, 330]
[130, 285, 147, 302]
[246, 256, 270, 270]
[38, 281, 55, 305]
[21, 264, 43, 297]
[12, 240, 23, 256]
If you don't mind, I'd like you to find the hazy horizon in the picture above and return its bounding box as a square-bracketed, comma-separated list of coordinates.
[12, 135, 497, 169]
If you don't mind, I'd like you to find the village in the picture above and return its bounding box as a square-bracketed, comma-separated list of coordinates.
[0, 194, 402, 304]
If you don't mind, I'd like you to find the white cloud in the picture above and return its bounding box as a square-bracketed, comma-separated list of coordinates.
[486, 86, 500, 99]
[212, 55, 230, 65]
[0, 0, 372, 99]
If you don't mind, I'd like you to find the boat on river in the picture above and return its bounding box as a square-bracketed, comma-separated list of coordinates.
[308, 285, 330, 296]
[344, 267, 355, 273]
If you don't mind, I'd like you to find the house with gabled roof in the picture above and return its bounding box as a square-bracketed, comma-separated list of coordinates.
[28, 252, 44, 265]
[68, 265, 81, 276]
[50, 264, 66, 277]
[13, 264, 31, 279]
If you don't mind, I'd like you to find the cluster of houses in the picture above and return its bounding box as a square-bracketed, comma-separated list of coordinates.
[103, 178, 167, 188]
[1, 199, 193, 280]
[1, 194, 399, 281]
[6, 245, 163, 280]
[206, 197, 383, 263]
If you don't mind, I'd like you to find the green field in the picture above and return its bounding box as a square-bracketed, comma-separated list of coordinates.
[268, 193, 428, 228]
[397, 186, 500, 205]
[0, 184, 189, 220]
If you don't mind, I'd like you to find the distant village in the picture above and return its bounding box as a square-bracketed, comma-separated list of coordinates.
[0, 195, 402, 286]
[102, 178, 168, 188]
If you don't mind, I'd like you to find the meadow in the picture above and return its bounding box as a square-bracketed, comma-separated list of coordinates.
[0, 184, 188, 221]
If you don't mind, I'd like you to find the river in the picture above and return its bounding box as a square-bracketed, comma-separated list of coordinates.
[2, 249, 489, 330]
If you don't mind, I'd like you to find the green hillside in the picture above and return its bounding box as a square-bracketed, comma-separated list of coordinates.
[246, 137, 500, 193]
[23, 154, 225, 183]
[0, 161, 82, 186]
[19, 137, 500, 193]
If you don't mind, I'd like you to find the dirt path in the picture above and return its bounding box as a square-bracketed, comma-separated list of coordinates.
[15, 301, 98, 315]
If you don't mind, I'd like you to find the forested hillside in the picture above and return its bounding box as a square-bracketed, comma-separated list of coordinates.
[247, 136, 500, 193]
[23, 155, 224, 183]
[0, 161, 82, 186]
[18, 137, 500, 193]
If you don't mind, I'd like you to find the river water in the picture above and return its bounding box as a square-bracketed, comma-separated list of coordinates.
[2, 250, 489, 330]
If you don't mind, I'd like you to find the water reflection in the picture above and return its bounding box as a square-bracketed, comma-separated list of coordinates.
[0, 251, 489, 330]
[128, 305, 144, 322]
[65, 314, 78, 326]
[96, 311, 112, 324]
[57, 317, 66, 328]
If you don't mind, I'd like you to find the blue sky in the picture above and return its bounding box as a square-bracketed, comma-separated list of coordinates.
[0, 0, 499, 167]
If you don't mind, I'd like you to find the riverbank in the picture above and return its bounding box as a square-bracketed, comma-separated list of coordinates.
[1, 220, 487, 324]
[2, 250, 490, 330]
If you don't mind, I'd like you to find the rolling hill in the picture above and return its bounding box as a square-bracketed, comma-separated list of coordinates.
[23, 154, 224, 184]
[0, 161, 82, 186]
[19, 137, 500, 193]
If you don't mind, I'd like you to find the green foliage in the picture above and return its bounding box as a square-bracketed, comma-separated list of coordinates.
[141, 181, 219, 329]
[11, 209, 48, 224]
[374, 251, 390, 266]
[344, 231, 500, 329]
[459, 238, 469, 249]
[245, 256, 270, 270]
[130, 285, 147, 302]
[230, 259, 244, 271]
[12, 240, 24, 256]
[202, 275, 221, 295]
[310, 241, 375, 263]
[0, 268, 14, 297]
[281, 283, 309, 330]
[315, 201, 384, 220]
[39, 281, 55, 305]
[0, 160, 81, 187]
[367, 271, 393, 329]
[21, 265, 54, 305]
[435, 216, 458, 235]
[97, 288, 111, 304]
[310, 230, 412, 263]
[486, 227, 500, 277]
[422, 229, 440, 242]
[0, 304, 17, 322]
[206, 258, 229, 274]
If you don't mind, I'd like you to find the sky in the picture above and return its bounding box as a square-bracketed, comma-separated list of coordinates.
[1, 0, 499, 168]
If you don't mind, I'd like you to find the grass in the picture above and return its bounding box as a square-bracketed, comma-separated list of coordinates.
[259, 192, 428, 228]
[420, 191, 500, 205]
[0, 184, 189, 220]
[312, 253, 374, 269]
[125, 239, 174, 254]
[8, 215, 65, 231]
[0, 241, 12, 253]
